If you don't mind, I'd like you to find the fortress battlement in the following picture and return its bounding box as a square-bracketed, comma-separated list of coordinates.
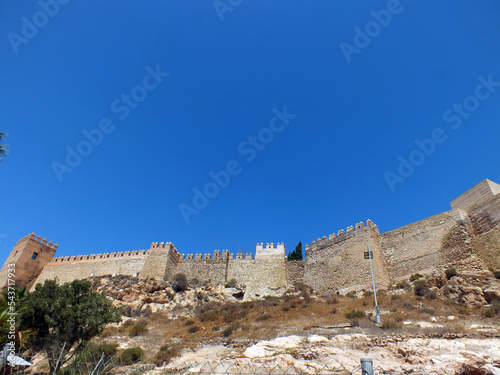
[16, 232, 59, 251]
[1, 179, 499, 297]
[182, 249, 255, 261]
[305, 220, 377, 251]
[51, 249, 149, 263]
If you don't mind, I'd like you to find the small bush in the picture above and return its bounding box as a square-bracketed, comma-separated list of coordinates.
[414, 280, 429, 297]
[445, 268, 457, 280]
[391, 294, 402, 301]
[326, 297, 338, 305]
[184, 319, 195, 326]
[255, 312, 272, 321]
[482, 301, 500, 318]
[294, 282, 312, 294]
[129, 323, 148, 337]
[172, 273, 188, 292]
[410, 273, 423, 282]
[494, 270, 500, 279]
[403, 301, 414, 309]
[222, 322, 240, 337]
[345, 291, 357, 299]
[363, 290, 373, 297]
[224, 279, 237, 288]
[345, 309, 366, 319]
[381, 319, 400, 329]
[153, 343, 181, 366]
[492, 301, 500, 314]
[482, 307, 495, 318]
[119, 347, 144, 365]
[426, 290, 438, 300]
[420, 305, 436, 315]
[330, 308, 338, 315]
[188, 325, 200, 333]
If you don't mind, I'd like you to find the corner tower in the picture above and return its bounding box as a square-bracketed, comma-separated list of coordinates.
[0, 233, 58, 290]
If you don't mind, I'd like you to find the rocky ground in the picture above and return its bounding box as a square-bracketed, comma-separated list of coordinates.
[29, 270, 500, 374]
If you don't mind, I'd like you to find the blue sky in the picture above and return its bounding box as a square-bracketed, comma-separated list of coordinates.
[1, 0, 499, 265]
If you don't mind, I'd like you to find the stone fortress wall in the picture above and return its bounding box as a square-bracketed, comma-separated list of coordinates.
[2, 179, 499, 298]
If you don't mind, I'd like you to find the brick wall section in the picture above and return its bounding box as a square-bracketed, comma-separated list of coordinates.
[304, 221, 390, 295]
[0, 233, 57, 290]
[380, 209, 475, 280]
[176, 257, 227, 285]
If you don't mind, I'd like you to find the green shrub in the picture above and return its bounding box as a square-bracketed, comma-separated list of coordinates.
[129, 323, 148, 337]
[363, 290, 373, 297]
[494, 270, 500, 279]
[344, 309, 366, 319]
[224, 279, 237, 288]
[445, 268, 457, 280]
[95, 342, 118, 358]
[414, 280, 429, 297]
[409, 273, 423, 282]
[172, 273, 188, 292]
[119, 347, 144, 365]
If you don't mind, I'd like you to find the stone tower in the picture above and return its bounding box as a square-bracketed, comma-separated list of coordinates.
[0, 233, 58, 290]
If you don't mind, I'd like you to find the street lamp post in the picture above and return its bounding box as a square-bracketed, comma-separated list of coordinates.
[365, 239, 380, 325]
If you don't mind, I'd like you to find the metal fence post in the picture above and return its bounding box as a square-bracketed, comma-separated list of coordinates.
[361, 357, 374, 375]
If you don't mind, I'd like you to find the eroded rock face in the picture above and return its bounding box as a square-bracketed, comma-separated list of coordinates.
[89, 275, 246, 317]
[483, 285, 500, 303]
[441, 277, 488, 307]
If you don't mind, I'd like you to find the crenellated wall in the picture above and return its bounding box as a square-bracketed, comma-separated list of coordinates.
[3, 178, 498, 297]
[35, 248, 150, 287]
[304, 220, 390, 294]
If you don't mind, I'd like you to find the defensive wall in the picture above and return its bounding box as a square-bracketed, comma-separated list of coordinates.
[2, 179, 499, 298]
[303, 220, 390, 294]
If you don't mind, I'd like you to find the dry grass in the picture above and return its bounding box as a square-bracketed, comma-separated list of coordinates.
[97, 288, 485, 363]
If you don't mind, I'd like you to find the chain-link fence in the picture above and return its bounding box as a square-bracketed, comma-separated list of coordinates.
[1, 358, 489, 375]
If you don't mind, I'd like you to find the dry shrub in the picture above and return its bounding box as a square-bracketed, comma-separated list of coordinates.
[153, 343, 182, 366]
[129, 323, 148, 337]
[255, 312, 272, 322]
[187, 325, 200, 333]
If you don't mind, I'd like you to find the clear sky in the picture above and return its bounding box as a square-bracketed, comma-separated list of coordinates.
[1, 1, 499, 266]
